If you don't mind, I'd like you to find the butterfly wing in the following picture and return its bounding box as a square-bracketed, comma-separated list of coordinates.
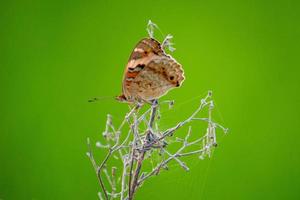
[118, 38, 184, 102]
[129, 55, 185, 101]
[128, 38, 164, 60]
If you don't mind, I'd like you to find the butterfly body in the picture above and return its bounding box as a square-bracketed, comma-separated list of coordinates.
[117, 38, 185, 103]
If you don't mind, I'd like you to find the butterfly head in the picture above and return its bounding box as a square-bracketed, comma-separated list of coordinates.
[115, 94, 128, 102]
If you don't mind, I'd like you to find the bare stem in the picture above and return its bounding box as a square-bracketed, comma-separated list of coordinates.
[129, 100, 158, 200]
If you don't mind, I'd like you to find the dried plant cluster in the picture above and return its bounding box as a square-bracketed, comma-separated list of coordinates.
[87, 91, 228, 200]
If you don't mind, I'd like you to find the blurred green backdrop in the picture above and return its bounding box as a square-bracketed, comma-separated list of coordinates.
[1, 0, 300, 199]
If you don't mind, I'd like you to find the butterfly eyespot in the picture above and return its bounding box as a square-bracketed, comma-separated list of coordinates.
[176, 81, 180, 87]
[170, 76, 174, 80]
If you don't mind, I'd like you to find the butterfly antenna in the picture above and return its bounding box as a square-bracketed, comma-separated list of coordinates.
[88, 96, 114, 103]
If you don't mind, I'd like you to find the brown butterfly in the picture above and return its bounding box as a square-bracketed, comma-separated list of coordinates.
[116, 37, 185, 103]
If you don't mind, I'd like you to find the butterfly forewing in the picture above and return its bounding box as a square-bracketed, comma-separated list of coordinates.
[128, 38, 164, 61]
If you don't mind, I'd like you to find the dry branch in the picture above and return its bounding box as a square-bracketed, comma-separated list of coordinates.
[87, 91, 228, 200]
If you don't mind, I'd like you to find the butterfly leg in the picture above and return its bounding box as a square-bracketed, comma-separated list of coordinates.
[128, 103, 143, 114]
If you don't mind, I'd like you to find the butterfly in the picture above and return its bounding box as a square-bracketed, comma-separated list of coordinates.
[116, 37, 185, 103]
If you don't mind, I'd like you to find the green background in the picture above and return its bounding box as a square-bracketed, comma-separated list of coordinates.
[1, 0, 299, 199]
